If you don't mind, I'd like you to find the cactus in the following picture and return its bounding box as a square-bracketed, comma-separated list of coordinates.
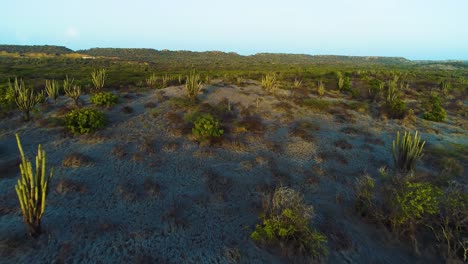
[10, 78, 42, 121]
[14, 133, 53, 237]
[91, 69, 107, 92]
[146, 73, 158, 88]
[261, 73, 276, 92]
[185, 69, 203, 103]
[64, 83, 81, 107]
[317, 80, 325, 98]
[45, 79, 60, 103]
[161, 74, 171, 88]
[391, 131, 425, 173]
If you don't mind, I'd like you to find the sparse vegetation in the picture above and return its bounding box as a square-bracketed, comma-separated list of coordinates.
[14, 133, 53, 237]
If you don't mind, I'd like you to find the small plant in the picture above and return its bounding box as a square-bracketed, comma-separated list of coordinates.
[91, 69, 107, 92]
[261, 73, 277, 92]
[14, 133, 53, 237]
[64, 108, 105, 134]
[251, 187, 327, 257]
[391, 131, 425, 173]
[90, 92, 118, 107]
[336, 71, 344, 91]
[317, 80, 325, 98]
[185, 69, 203, 103]
[192, 114, 224, 141]
[45, 79, 60, 103]
[10, 78, 43, 121]
[0, 81, 15, 111]
[63, 75, 74, 93]
[387, 98, 407, 119]
[422, 93, 446, 122]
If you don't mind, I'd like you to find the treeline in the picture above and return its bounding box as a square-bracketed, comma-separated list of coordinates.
[0, 45, 73, 55]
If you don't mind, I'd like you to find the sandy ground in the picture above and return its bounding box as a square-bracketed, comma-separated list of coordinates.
[0, 81, 466, 263]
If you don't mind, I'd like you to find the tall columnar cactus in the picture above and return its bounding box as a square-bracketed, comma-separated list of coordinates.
[45, 79, 60, 103]
[10, 78, 42, 121]
[15, 133, 53, 237]
[185, 69, 203, 103]
[91, 69, 107, 92]
[391, 131, 425, 173]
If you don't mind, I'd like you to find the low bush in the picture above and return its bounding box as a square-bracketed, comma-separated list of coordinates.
[64, 108, 105, 134]
[90, 92, 118, 107]
[422, 94, 446, 122]
[251, 187, 327, 258]
[192, 114, 224, 141]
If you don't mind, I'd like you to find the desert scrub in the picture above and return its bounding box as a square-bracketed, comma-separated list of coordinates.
[192, 114, 224, 141]
[422, 93, 446, 122]
[391, 131, 425, 173]
[15, 133, 53, 237]
[64, 108, 105, 134]
[90, 92, 119, 107]
[251, 187, 327, 258]
[10, 78, 43, 121]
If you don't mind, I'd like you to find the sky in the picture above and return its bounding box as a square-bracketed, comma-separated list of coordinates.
[1, 0, 467, 60]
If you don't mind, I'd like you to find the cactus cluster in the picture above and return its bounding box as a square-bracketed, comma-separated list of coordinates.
[14, 134, 53, 237]
[185, 70, 203, 103]
[45, 79, 60, 103]
[391, 131, 425, 173]
[261, 73, 276, 92]
[91, 69, 107, 92]
[10, 78, 43, 121]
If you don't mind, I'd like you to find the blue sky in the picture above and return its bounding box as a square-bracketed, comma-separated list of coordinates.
[1, 0, 467, 60]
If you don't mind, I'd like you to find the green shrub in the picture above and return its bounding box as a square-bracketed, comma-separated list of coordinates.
[251, 187, 327, 257]
[422, 94, 446, 122]
[389, 180, 442, 231]
[64, 108, 105, 134]
[90, 92, 119, 107]
[0, 81, 16, 111]
[386, 98, 407, 119]
[391, 131, 425, 173]
[192, 114, 223, 140]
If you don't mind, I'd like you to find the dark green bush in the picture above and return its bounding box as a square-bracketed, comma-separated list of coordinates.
[64, 108, 105, 134]
[422, 94, 446, 122]
[251, 187, 327, 257]
[192, 114, 223, 140]
[90, 92, 119, 107]
[387, 98, 407, 119]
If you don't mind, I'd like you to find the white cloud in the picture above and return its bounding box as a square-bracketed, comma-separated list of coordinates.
[65, 26, 79, 38]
